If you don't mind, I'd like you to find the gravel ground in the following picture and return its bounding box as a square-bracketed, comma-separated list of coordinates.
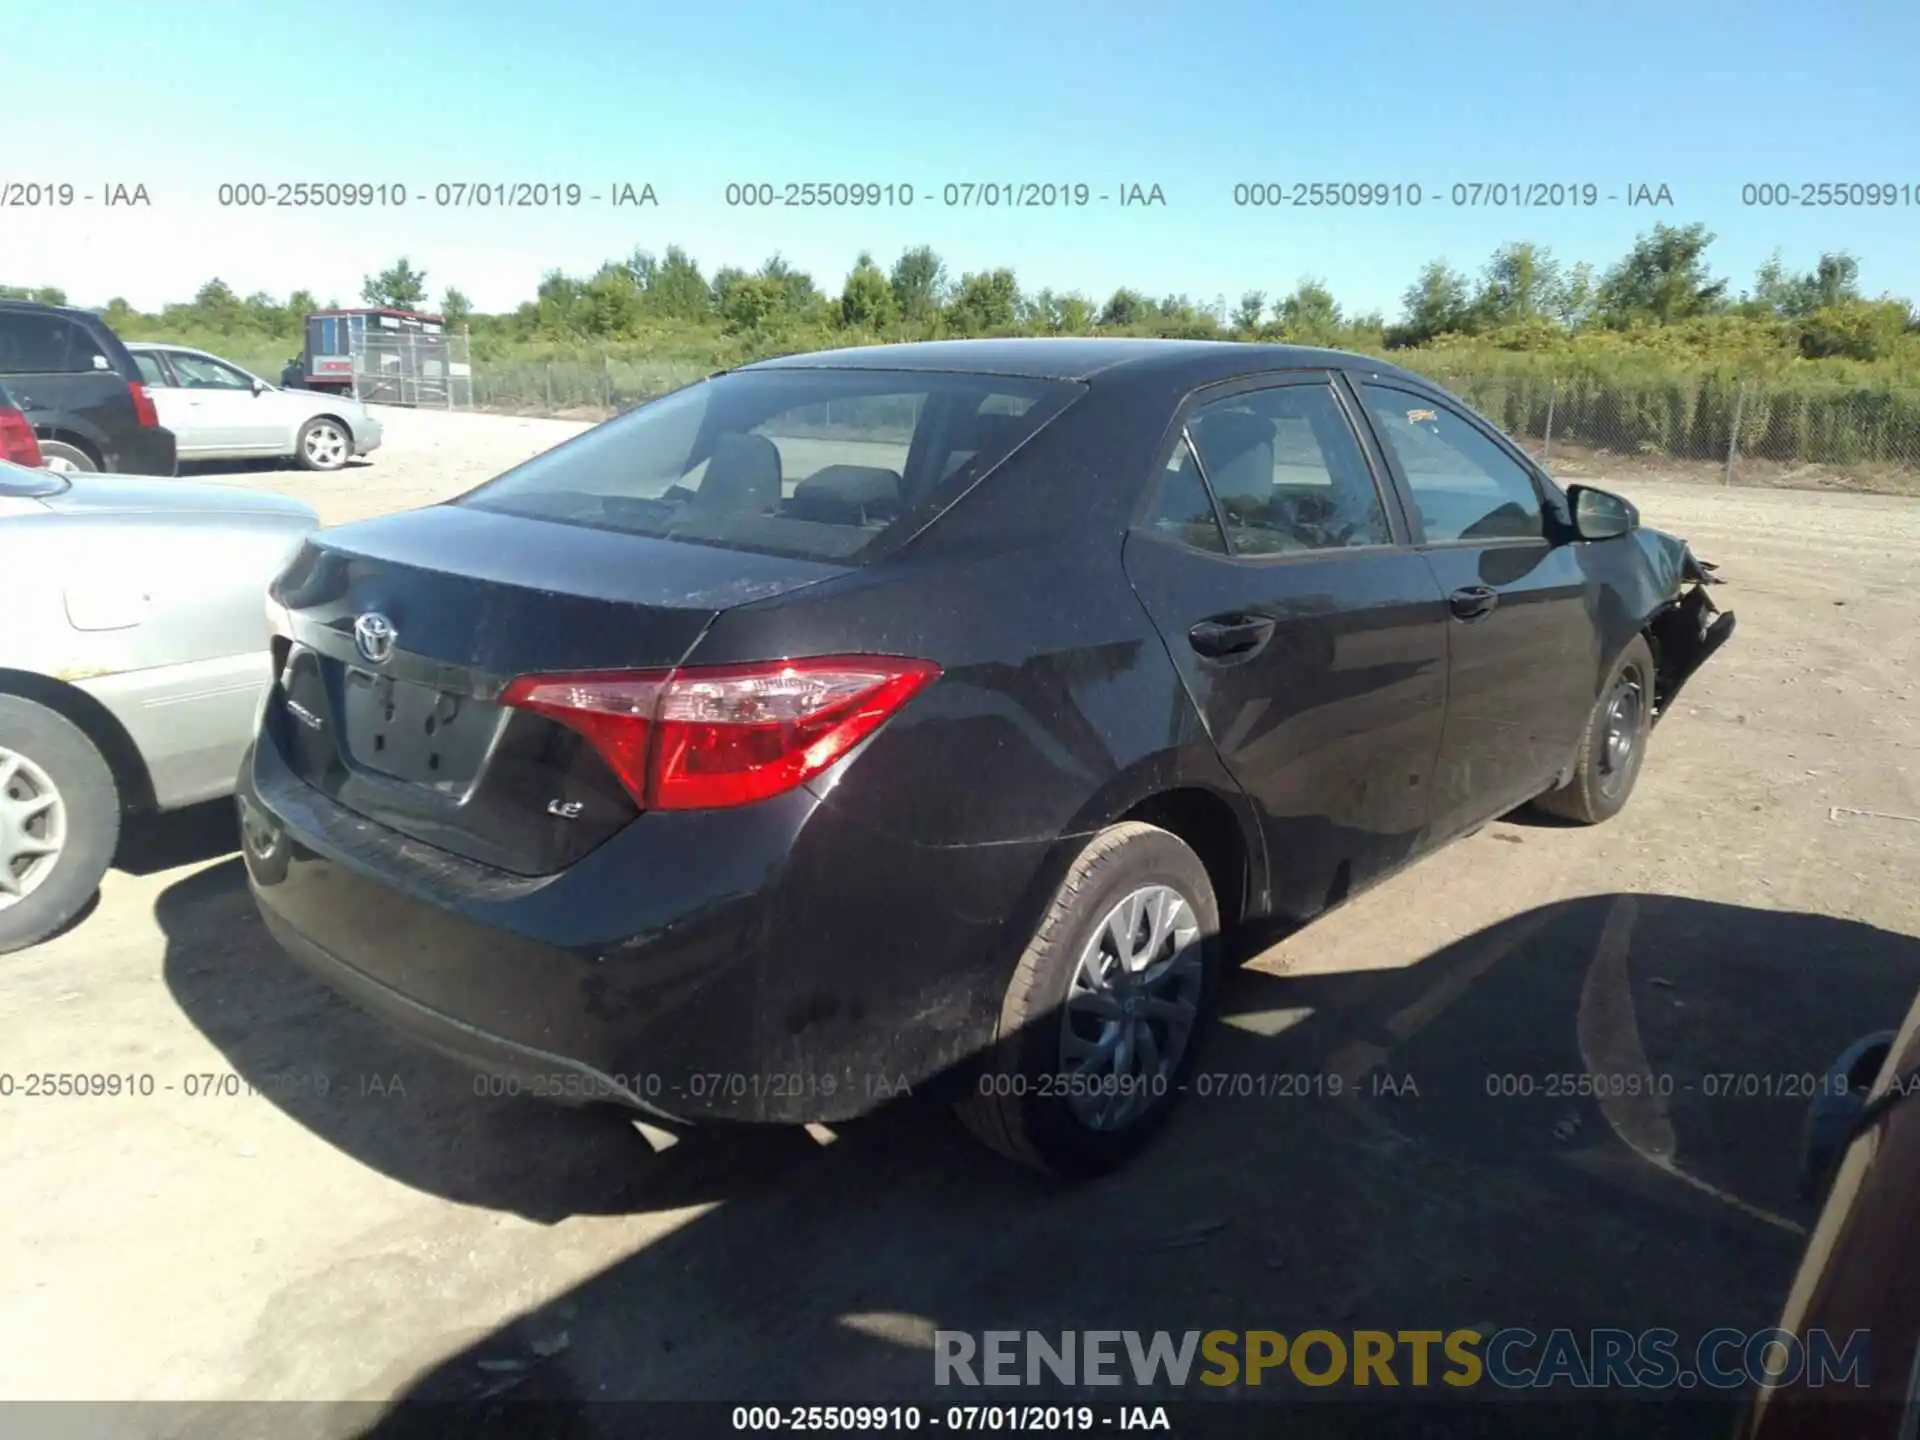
[2, 404, 1918, 1433]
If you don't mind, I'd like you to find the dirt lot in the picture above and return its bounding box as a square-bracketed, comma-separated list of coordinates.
[3, 406, 1918, 1435]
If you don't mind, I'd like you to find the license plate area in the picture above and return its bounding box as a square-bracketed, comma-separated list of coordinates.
[340, 668, 497, 789]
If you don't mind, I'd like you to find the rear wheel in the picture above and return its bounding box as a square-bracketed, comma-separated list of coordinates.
[296, 417, 352, 472]
[956, 821, 1221, 1177]
[35, 440, 98, 474]
[1532, 635, 1654, 825]
[0, 697, 120, 953]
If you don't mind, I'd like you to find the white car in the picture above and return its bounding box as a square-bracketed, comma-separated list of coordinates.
[126, 343, 383, 472]
[0, 461, 318, 951]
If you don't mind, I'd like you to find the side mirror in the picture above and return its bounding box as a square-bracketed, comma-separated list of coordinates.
[1567, 484, 1638, 541]
[251, 379, 268, 395]
[1799, 1032, 1896, 1201]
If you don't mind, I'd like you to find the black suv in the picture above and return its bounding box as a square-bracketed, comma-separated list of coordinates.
[0, 301, 176, 474]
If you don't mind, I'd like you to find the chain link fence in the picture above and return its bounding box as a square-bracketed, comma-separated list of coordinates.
[1428, 370, 1920, 492]
[347, 329, 473, 408]
[468, 358, 710, 416]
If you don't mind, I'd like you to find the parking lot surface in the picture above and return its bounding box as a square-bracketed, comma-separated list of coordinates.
[3, 407, 1918, 1434]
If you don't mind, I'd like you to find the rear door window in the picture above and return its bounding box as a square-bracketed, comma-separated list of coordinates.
[1185, 382, 1392, 555]
[460, 369, 1083, 563]
[0, 313, 87, 374]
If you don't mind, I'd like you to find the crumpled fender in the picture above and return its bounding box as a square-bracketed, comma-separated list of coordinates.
[1631, 527, 1734, 717]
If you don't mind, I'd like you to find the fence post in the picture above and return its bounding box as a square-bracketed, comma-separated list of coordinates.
[1724, 380, 1746, 486]
[1542, 378, 1557, 462]
[545, 362, 554, 410]
[603, 357, 613, 410]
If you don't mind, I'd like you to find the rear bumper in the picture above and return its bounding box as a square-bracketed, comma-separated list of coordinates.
[116, 425, 178, 476]
[255, 901, 688, 1120]
[238, 732, 1048, 1124]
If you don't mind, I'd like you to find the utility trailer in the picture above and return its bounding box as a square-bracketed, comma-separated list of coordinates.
[281, 307, 470, 407]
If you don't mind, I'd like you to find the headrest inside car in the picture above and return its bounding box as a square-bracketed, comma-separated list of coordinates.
[788, 465, 903, 523]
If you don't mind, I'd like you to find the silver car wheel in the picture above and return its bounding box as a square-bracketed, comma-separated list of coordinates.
[40, 455, 80, 474]
[0, 747, 67, 911]
[1060, 883, 1204, 1132]
[302, 421, 349, 469]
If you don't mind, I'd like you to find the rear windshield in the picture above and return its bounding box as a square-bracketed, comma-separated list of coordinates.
[457, 368, 1084, 563]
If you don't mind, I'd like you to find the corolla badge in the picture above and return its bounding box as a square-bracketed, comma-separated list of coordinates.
[353, 611, 397, 664]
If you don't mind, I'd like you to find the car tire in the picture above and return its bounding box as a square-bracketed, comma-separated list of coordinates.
[1532, 634, 1655, 826]
[0, 697, 121, 954]
[35, 440, 99, 474]
[955, 821, 1222, 1177]
[295, 417, 353, 472]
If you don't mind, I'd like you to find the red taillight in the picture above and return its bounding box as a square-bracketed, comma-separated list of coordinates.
[0, 407, 41, 467]
[500, 656, 941, 811]
[128, 381, 159, 427]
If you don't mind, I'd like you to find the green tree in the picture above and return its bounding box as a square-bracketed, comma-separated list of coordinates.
[1555, 262, 1597, 329]
[1151, 294, 1220, 339]
[1474, 242, 1563, 327]
[839, 251, 897, 330]
[534, 271, 588, 336]
[1055, 294, 1095, 334]
[361, 257, 429, 310]
[1232, 291, 1268, 332]
[645, 246, 711, 321]
[440, 287, 473, 330]
[581, 264, 644, 337]
[1797, 297, 1907, 360]
[1594, 223, 1726, 327]
[947, 269, 1021, 333]
[718, 274, 784, 333]
[1390, 260, 1475, 346]
[625, 249, 660, 291]
[889, 246, 948, 323]
[758, 253, 821, 317]
[709, 266, 750, 313]
[1099, 287, 1150, 328]
[284, 289, 318, 326]
[0, 284, 67, 304]
[1274, 278, 1343, 344]
[1746, 251, 1799, 317]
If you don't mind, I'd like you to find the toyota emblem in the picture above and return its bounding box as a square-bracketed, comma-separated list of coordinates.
[353, 612, 397, 664]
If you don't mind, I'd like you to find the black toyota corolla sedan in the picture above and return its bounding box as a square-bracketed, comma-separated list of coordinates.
[237, 338, 1733, 1176]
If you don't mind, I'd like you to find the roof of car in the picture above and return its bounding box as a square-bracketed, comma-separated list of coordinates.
[743, 337, 1434, 387]
[0, 299, 109, 319]
[126, 342, 194, 352]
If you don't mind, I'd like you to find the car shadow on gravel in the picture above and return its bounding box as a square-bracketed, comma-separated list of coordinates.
[152, 879, 1920, 1437]
[155, 857, 827, 1221]
[116, 797, 240, 875]
[177, 457, 375, 478]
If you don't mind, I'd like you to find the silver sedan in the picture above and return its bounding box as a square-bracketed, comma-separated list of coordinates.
[126, 343, 384, 473]
[0, 461, 318, 951]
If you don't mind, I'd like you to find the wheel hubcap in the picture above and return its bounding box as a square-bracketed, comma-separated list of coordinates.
[306, 425, 347, 465]
[41, 455, 79, 474]
[1599, 667, 1645, 796]
[0, 747, 67, 911]
[1060, 883, 1204, 1131]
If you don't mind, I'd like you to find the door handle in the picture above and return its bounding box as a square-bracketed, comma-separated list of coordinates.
[1189, 615, 1276, 658]
[1448, 585, 1500, 621]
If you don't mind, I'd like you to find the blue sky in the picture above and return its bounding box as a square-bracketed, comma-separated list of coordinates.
[6, 0, 1919, 319]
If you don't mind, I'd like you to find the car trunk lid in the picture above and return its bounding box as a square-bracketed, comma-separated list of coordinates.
[265, 504, 848, 874]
